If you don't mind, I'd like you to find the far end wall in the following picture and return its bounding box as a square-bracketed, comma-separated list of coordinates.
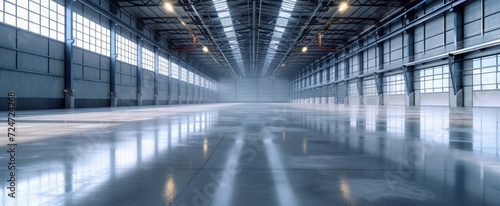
[218, 78, 289, 102]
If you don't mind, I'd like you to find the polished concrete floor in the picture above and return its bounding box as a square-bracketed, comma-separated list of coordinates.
[1, 103, 500, 206]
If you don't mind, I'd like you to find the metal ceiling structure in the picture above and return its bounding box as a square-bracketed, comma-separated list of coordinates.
[113, 0, 410, 78]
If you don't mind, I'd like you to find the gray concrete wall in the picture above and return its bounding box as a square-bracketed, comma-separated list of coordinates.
[0, 24, 65, 110]
[384, 95, 406, 106]
[419, 93, 449, 106]
[218, 78, 289, 102]
[170, 78, 179, 104]
[364, 96, 378, 105]
[0, 24, 213, 110]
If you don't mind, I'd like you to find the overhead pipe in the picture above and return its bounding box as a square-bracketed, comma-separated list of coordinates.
[177, 33, 197, 52]
[317, 32, 336, 51]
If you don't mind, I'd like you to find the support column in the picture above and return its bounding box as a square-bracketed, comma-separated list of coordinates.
[450, 5, 464, 107]
[64, 0, 74, 109]
[154, 47, 159, 105]
[376, 28, 384, 105]
[197, 72, 202, 104]
[334, 55, 339, 104]
[205, 78, 208, 104]
[205, 78, 209, 103]
[210, 80, 213, 103]
[201, 76, 204, 104]
[403, 66, 415, 106]
[167, 55, 172, 105]
[344, 49, 350, 105]
[357, 40, 364, 105]
[136, 36, 143, 106]
[177, 62, 181, 104]
[110, 21, 117, 107]
[375, 74, 384, 105]
[404, 12, 415, 106]
[185, 67, 189, 104]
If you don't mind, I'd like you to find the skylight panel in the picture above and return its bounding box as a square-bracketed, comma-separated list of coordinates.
[275, 27, 285, 33]
[219, 11, 230, 18]
[213, 0, 245, 74]
[262, 0, 297, 76]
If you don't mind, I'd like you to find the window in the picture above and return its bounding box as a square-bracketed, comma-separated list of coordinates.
[0, 0, 3, 22]
[171, 62, 179, 79]
[194, 74, 200, 86]
[330, 66, 335, 82]
[469, 55, 500, 91]
[383, 73, 405, 95]
[348, 81, 358, 97]
[116, 35, 137, 66]
[201, 78, 206, 88]
[159, 56, 169, 76]
[1, 0, 65, 41]
[338, 62, 345, 80]
[417, 65, 450, 93]
[180, 66, 187, 82]
[141, 47, 154, 71]
[322, 70, 327, 83]
[188, 71, 195, 84]
[336, 82, 347, 103]
[349, 56, 359, 77]
[73, 13, 110, 56]
[363, 78, 377, 96]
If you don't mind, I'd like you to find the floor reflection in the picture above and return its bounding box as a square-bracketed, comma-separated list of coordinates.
[291, 104, 500, 206]
[0, 104, 499, 206]
[0, 109, 218, 206]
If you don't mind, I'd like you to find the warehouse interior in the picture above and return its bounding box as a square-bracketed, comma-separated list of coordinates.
[1, 0, 500, 205]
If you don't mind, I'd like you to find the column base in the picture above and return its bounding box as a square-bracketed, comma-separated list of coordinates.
[65, 94, 74, 109]
[406, 92, 415, 106]
[110, 96, 118, 107]
[450, 89, 464, 107]
[137, 95, 143, 106]
[377, 94, 384, 105]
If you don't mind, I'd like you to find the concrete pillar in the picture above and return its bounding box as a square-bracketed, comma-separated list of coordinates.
[358, 40, 364, 105]
[167, 55, 172, 105]
[110, 21, 117, 107]
[375, 74, 384, 105]
[404, 10, 416, 106]
[136, 36, 143, 106]
[450, 5, 465, 107]
[378, 94, 384, 105]
[64, 0, 74, 109]
[406, 92, 415, 106]
[154, 47, 159, 105]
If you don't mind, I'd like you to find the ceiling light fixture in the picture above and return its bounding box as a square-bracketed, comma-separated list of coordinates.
[203, 46, 209, 52]
[339, 2, 348, 12]
[165, 2, 174, 11]
[164, 2, 196, 51]
[302, 46, 308, 52]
